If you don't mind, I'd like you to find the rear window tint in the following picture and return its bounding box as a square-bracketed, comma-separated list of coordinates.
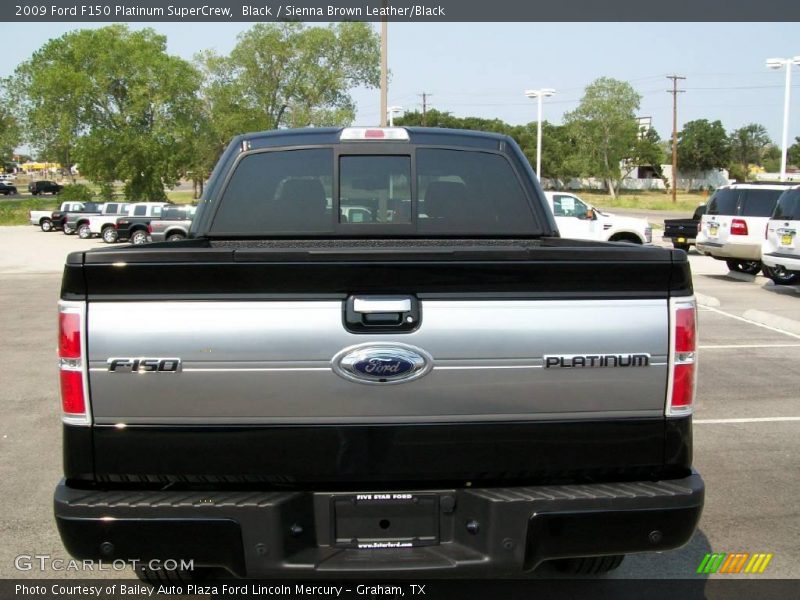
[416, 149, 535, 234]
[209, 146, 538, 236]
[212, 149, 334, 234]
[706, 189, 738, 215]
[739, 189, 784, 217]
[773, 189, 800, 220]
[162, 208, 192, 220]
[340, 156, 411, 224]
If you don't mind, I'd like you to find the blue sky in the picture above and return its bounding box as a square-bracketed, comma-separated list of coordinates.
[3, 21, 800, 145]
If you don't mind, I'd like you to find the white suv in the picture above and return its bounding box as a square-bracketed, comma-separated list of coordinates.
[696, 183, 791, 274]
[762, 185, 800, 285]
[543, 191, 652, 244]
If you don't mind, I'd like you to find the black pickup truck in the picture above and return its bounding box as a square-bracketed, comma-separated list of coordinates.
[111, 203, 172, 244]
[54, 127, 703, 581]
[51, 202, 102, 234]
[663, 204, 707, 253]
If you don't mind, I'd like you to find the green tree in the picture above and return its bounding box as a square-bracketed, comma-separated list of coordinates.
[13, 25, 203, 200]
[0, 81, 21, 165]
[199, 22, 380, 142]
[621, 127, 666, 183]
[396, 110, 583, 186]
[789, 136, 800, 168]
[729, 123, 772, 178]
[564, 77, 642, 198]
[762, 145, 782, 174]
[535, 123, 583, 186]
[677, 119, 730, 190]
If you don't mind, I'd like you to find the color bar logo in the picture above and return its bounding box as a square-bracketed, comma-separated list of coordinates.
[697, 552, 774, 574]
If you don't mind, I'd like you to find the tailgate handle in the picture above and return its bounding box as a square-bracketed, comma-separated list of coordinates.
[345, 295, 420, 334]
[353, 298, 412, 313]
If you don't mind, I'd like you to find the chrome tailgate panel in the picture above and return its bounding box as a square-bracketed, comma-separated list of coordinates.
[87, 299, 668, 424]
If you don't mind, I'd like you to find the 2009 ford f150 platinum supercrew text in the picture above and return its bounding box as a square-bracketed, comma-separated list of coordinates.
[54, 127, 704, 580]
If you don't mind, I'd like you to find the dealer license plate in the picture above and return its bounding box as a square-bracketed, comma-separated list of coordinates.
[333, 493, 439, 548]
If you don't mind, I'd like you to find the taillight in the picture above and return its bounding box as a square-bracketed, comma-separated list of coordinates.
[147, 224, 153, 234]
[58, 301, 90, 425]
[731, 219, 748, 236]
[667, 299, 697, 416]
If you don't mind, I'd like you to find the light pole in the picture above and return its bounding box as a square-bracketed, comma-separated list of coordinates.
[524, 88, 556, 179]
[387, 106, 403, 127]
[766, 56, 800, 181]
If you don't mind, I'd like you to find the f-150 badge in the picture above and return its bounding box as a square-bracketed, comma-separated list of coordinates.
[332, 343, 432, 385]
[107, 358, 181, 373]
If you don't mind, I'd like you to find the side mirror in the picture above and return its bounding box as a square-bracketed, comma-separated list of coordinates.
[586, 208, 596, 220]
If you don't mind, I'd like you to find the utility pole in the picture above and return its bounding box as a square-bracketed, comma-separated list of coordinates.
[667, 75, 686, 203]
[419, 92, 432, 126]
[379, 12, 388, 127]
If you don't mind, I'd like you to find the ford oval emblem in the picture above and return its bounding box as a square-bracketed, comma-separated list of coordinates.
[332, 343, 433, 385]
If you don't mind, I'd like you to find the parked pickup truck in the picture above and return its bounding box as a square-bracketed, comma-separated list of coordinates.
[66, 203, 116, 237]
[148, 206, 196, 242]
[71, 202, 131, 240]
[104, 202, 171, 244]
[55, 127, 703, 582]
[663, 204, 707, 253]
[29, 202, 86, 232]
[51, 202, 103, 234]
[543, 191, 652, 244]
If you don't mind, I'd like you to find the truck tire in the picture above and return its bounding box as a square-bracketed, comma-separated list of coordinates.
[552, 554, 625, 575]
[102, 226, 119, 244]
[130, 230, 149, 245]
[167, 233, 186, 242]
[725, 259, 761, 275]
[762, 265, 800, 286]
[78, 224, 92, 239]
[63, 224, 75, 235]
[40, 219, 53, 232]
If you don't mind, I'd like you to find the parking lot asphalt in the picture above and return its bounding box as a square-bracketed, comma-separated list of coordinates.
[0, 226, 798, 581]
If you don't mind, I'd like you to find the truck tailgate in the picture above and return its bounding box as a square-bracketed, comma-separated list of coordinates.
[63, 240, 692, 484]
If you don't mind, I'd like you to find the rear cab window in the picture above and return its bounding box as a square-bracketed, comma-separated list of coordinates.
[208, 143, 538, 237]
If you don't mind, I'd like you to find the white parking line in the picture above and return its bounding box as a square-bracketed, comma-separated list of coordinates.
[694, 417, 800, 424]
[699, 344, 800, 349]
[699, 305, 800, 340]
